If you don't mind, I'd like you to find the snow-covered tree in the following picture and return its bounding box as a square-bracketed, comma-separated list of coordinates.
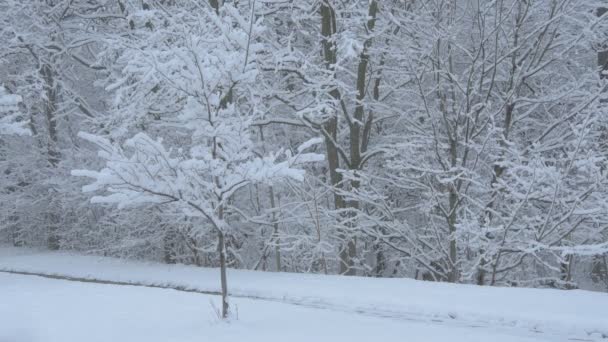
[0, 0, 120, 249]
[372, 0, 608, 285]
[2, 0, 608, 292]
[73, 2, 323, 318]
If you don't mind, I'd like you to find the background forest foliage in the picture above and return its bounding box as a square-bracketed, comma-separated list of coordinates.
[2, 0, 608, 292]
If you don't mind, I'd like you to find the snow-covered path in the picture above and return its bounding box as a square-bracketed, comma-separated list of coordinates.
[1, 247, 607, 341]
[0, 273, 593, 342]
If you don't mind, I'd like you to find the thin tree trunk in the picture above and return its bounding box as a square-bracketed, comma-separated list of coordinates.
[447, 183, 458, 282]
[217, 206, 229, 319]
[218, 231, 229, 318]
[269, 186, 282, 272]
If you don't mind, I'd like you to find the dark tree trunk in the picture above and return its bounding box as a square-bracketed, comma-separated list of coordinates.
[319, 0, 379, 276]
[218, 230, 229, 319]
[41, 63, 61, 250]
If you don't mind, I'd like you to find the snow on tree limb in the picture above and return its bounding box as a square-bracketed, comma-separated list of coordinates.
[0, 86, 29, 136]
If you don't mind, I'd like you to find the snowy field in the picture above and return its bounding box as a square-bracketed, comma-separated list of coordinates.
[1, 247, 607, 342]
[1, 273, 576, 342]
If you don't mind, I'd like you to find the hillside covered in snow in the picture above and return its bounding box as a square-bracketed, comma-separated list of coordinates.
[1, 247, 606, 341]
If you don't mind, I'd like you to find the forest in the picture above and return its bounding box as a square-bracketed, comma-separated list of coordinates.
[2, 0, 608, 312]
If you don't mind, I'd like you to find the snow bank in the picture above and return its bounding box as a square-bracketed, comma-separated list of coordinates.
[0, 246, 606, 339]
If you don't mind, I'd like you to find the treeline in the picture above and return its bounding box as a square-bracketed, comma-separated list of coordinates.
[1, 0, 608, 292]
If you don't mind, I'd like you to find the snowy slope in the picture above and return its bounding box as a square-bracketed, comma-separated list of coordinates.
[1, 246, 607, 341]
[2, 273, 587, 342]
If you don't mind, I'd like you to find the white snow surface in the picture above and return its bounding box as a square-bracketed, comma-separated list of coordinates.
[0, 246, 607, 342]
[2, 273, 588, 342]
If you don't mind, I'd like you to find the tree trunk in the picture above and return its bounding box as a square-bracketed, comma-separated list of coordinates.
[320, 1, 355, 275]
[447, 138, 459, 283]
[41, 63, 60, 167]
[598, 7, 608, 79]
[268, 186, 282, 272]
[218, 230, 229, 319]
[476, 258, 486, 285]
[320, 0, 378, 276]
[41, 62, 62, 250]
[163, 226, 178, 264]
[217, 205, 229, 319]
[560, 255, 573, 283]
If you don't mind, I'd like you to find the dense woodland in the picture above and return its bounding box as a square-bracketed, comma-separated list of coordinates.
[2, 0, 608, 298]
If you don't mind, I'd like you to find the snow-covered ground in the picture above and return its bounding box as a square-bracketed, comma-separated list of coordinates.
[1, 273, 577, 342]
[1, 246, 607, 342]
